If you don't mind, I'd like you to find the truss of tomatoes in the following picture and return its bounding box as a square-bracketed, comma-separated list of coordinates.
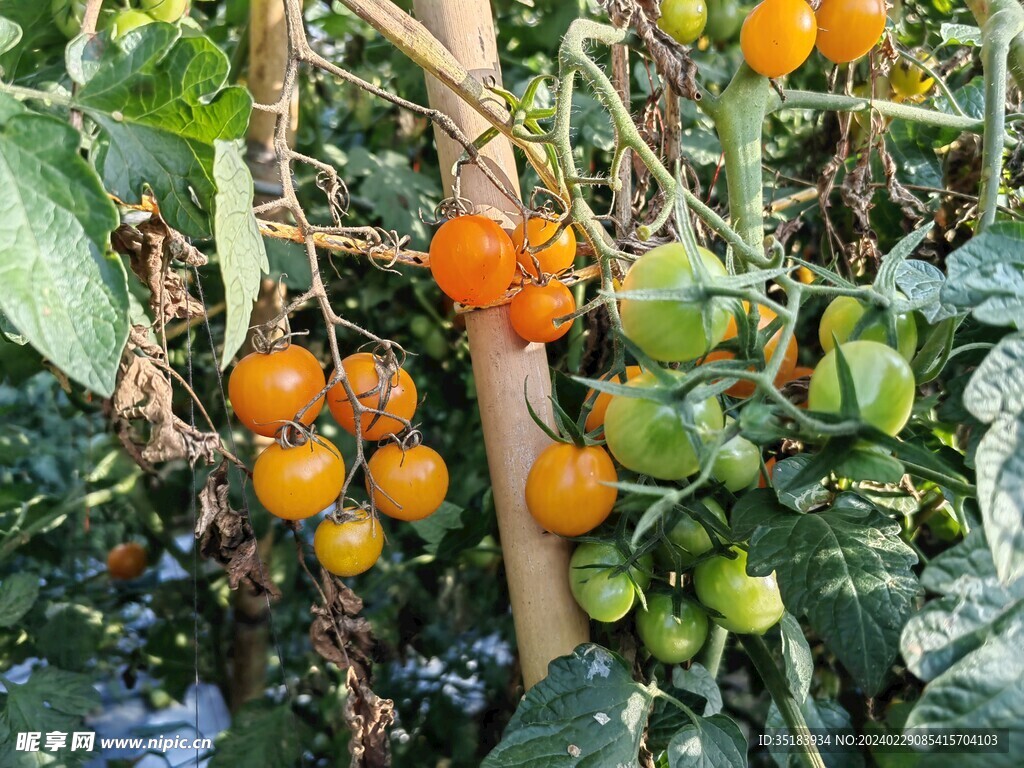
[228, 344, 449, 578]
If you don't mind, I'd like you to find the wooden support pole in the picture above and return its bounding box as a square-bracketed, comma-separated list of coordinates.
[411, 0, 589, 689]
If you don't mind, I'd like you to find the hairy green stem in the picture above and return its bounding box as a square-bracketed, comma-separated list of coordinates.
[772, 90, 986, 132]
[977, 0, 1024, 230]
[742, 634, 827, 768]
[0, 82, 73, 107]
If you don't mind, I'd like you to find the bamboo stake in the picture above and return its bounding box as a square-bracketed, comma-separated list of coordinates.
[411, 0, 589, 689]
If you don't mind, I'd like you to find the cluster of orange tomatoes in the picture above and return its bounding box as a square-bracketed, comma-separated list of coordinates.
[739, 0, 888, 78]
[428, 213, 578, 343]
[228, 343, 448, 578]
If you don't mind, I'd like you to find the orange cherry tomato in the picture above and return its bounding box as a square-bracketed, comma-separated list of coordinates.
[740, 0, 816, 78]
[702, 305, 798, 398]
[428, 214, 517, 306]
[107, 542, 147, 580]
[366, 443, 449, 521]
[758, 456, 777, 488]
[253, 437, 345, 520]
[228, 344, 325, 437]
[314, 509, 384, 577]
[327, 353, 418, 441]
[815, 0, 886, 64]
[788, 365, 815, 381]
[525, 443, 618, 537]
[509, 280, 576, 344]
[511, 218, 577, 278]
[584, 365, 643, 434]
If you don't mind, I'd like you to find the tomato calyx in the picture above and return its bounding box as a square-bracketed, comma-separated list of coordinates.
[325, 502, 376, 527]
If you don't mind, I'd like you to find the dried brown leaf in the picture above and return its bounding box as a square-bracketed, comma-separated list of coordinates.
[344, 666, 395, 768]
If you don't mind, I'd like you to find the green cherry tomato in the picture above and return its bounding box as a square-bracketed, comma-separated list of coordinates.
[569, 542, 652, 623]
[636, 592, 710, 664]
[711, 433, 761, 491]
[694, 547, 784, 634]
[52, 0, 86, 37]
[819, 295, 918, 361]
[619, 243, 731, 363]
[111, 9, 155, 38]
[140, 0, 189, 23]
[807, 340, 916, 436]
[656, 498, 728, 570]
[657, 0, 708, 45]
[704, 0, 743, 41]
[604, 370, 725, 480]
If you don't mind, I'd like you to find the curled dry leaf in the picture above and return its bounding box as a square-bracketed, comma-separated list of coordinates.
[196, 461, 281, 598]
[112, 216, 208, 326]
[309, 572, 375, 676]
[344, 666, 395, 768]
[111, 327, 220, 468]
[878, 140, 928, 224]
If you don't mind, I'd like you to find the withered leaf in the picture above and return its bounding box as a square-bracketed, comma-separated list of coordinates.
[344, 666, 395, 768]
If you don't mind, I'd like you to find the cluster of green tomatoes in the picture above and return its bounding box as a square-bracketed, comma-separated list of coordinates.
[52, 0, 189, 39]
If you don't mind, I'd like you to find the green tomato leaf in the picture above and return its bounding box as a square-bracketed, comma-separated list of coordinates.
[209, 701, 310, 768]
[876, 225, 933, 296]
[893, 259, 958, 323]
[940, 23, 981, 46]
[964, 333, 1024, 422]
[940, 226, 1024, 330]
[972, 413, 1024, 585]
[665, 713, 747, 768]
[772, 453, 836, 513]
[671, 663, 723, 716]
[732, 488, 789, 540]
[778, 612, 813, 703]
[0, 667, 100, 749]
[72, 23, 252, 238]
[482, 644, 654, 767]
[213, 139, 268, 369]
[0, 572, 38, 627]
[903, 632, 1024, 765]
[766, 697, 863, 768]
[0, 95, 127, 396]
[0, 16, 21, 56]
[911, 317, 958, 385]
[832, 446, 906, 484]
[748, 494, 920, 695]
[36, 603, 105, 673]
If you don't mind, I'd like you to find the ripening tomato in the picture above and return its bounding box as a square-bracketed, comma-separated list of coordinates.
[658, 0, 708, 46]
[619, 243, 731, 363]
[229, 344, 326, 438]
[656, 498, 728, 570]
[604, 369, 725, 480]
[366, 443, 449, 521]
[758, 456, 776, 488]
[819, 295, 918, 361]
[702, 304, 798, 398]
[314, 510, 384, 577]
[584, 365, 643, 435]
[694, 547, 784, 634]
[327, 353, 418, 441]
[807, 340, 916, 436]
[740, 0, 816, 79]
[512, 218, 576, 278]
[140, 0, 189, 23]
[636, 592, 710, 664]
[111, 9, 155, 38]
[52, 0, 86, 37]
[108, 542, 147, 580]
[428, 215, 517, 306]
[569, 542, 652, 623]
[253, 437, 345, 520]
[525, 443, 618, 537]
[891, 55, 935, 98]
[509, 280, 576, 344]
[815, 0, 886, 65]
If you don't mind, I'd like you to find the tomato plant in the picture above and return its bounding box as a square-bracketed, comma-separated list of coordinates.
[618, 243, 730, 363]
[511, 218, 576, 278]
[808, 340, 916, 436]
[365, 442, 449, 521]
[657, 0, 708, 46]
[428, 214, 517, 306]
[656, 498, 728, 569]
[509, 279, 575, 343]
[819, 295, 918, 360]
[228, 343, 325, 437]
[253, 437, 345, 520]
[702, 304, 798, 397]
[327, 352, 418, 441]
[815, 0, 887, 64]
[314, 510, 385, 577]
[107, 542, 147, 581]
[635, 592, 710, 664]
[568, 542, 651, 623]
[604, 370, 724, 480]
[525, 442, 618, 536]
[740, 0, 817, 78]
[693, 547, 784, 634]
